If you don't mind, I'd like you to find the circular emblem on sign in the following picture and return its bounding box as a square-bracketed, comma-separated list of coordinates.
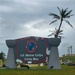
[26, 40, 38, 53]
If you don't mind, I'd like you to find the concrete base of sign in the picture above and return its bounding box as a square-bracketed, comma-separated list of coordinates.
[48, 47, 61, 69]
[6, 48, 17, 68]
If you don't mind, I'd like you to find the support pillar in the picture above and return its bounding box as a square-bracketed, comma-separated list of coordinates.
[6, 48, 17, 68]
[48, 47, 61, 69]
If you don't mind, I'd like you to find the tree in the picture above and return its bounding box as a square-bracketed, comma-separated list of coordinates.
[0, 51, 6, 62]
[48, 28, 63, 38]
[49, 7, 73, 38]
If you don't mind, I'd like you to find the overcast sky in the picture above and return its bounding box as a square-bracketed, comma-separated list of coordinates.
[0, 0, 75, 57]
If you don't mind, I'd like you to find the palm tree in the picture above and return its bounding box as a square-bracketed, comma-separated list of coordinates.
[48, 28, 63, 38]
[49, 7, 73, 38]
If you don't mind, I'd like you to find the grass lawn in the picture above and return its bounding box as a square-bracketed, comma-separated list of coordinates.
[0, 65, 75, 75]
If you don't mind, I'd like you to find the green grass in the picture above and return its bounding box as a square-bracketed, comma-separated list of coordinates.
[0, 65, 75, 75]
[61, 56, 75, 63]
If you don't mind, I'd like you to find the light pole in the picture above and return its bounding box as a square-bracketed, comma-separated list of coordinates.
[70, 46, 72, 56]
[67, 47, 70, 56]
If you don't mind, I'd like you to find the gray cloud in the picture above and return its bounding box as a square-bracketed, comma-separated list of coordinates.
[0, 0, 75, 57]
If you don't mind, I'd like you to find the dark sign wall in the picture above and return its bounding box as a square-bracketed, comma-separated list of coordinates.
[14, 37, 48, 64]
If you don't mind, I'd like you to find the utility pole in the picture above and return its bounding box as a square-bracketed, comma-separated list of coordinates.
[70, 46, 72, 56]
[67, 47, 70, 56]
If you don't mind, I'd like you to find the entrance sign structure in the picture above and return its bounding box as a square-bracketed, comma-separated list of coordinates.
[6, 36, 61, 69]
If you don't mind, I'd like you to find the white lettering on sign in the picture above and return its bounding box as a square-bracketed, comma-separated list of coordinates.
[25, 54, 34, 57]
[20, 54, 24, 57]
[20, 54, 43, 58]
[33, 58, 38, 60]
[24, 58, 32, 61]
[35, 54, 43, 57]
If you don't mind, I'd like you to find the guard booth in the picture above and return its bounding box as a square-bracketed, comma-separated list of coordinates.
[6, 36, 61, 69]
